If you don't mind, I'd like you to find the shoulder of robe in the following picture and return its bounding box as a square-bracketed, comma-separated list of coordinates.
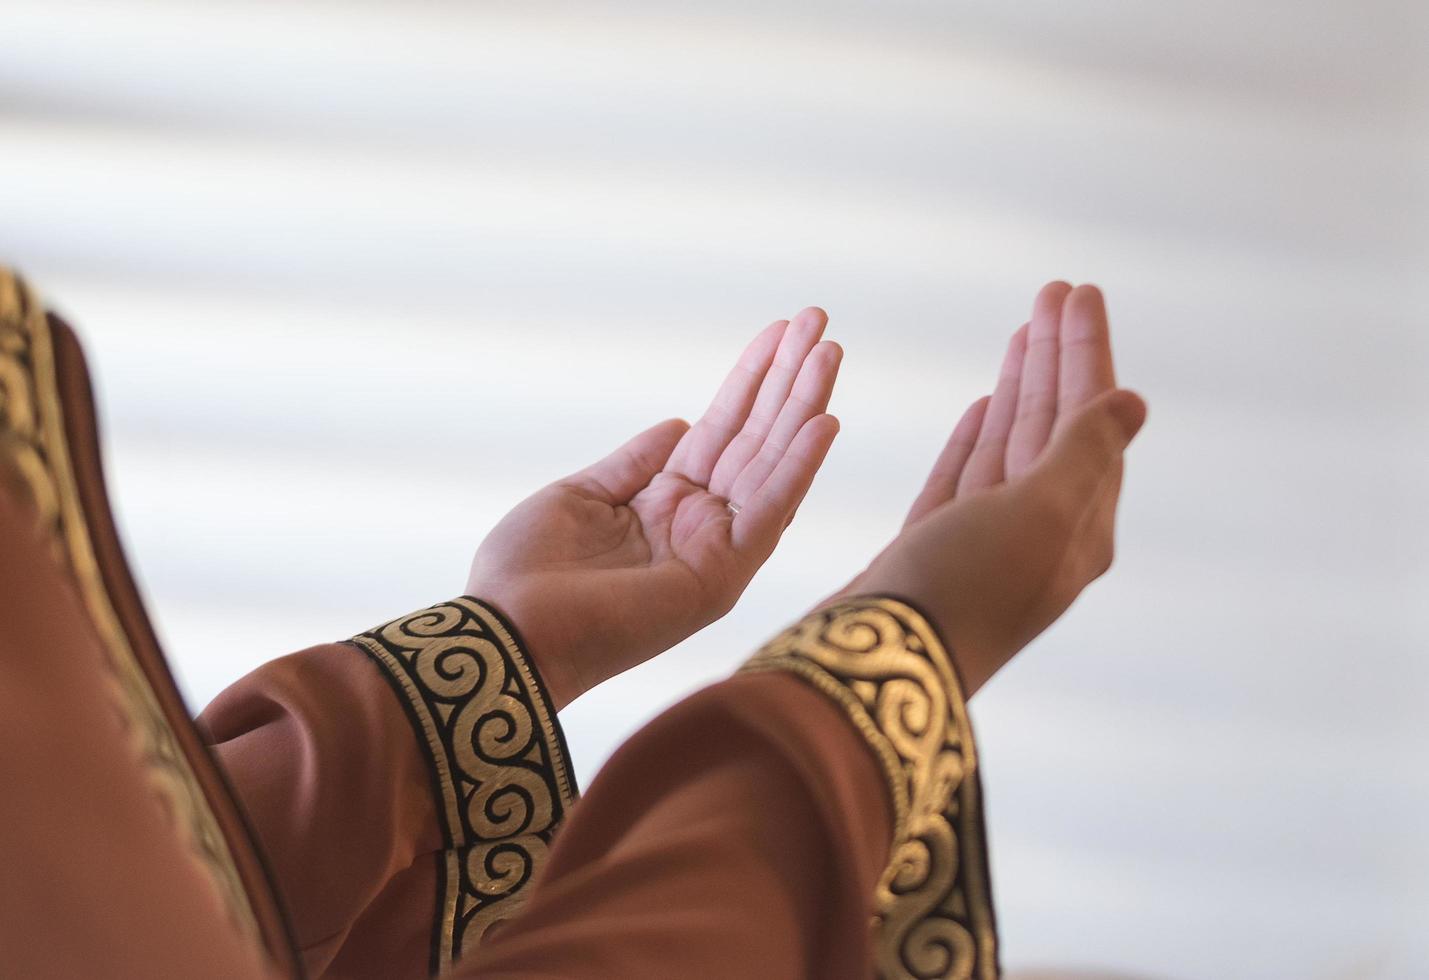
[0, 267, 304, 976]
[742, 596, 1001, 980]
[348, 596, 579, 974]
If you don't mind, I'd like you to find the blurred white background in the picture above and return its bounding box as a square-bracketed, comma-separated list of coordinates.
[2, 2, 1426, 977]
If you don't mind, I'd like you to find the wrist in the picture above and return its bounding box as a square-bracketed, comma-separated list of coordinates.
[462, 581, 581, 712]
[825, 581, 1007, 699]
[517, 629, 580, 713]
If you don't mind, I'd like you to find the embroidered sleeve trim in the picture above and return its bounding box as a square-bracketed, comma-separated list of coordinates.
[348, 596, 579, 976]
[741, 596, 1000, 980]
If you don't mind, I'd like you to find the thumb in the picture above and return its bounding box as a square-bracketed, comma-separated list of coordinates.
[570, 418, 690, 502]
[1034, 388, 1147, 503]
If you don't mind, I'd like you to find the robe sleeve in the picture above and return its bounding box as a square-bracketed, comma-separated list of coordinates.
[199, 597, 579, 979]
[203, 596, 998, 980]
[464, 597, 1000, 980]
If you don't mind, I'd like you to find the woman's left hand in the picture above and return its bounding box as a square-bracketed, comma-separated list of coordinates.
[468, 308, 842, 710]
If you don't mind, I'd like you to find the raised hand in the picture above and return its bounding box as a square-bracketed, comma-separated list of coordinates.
[839, 282, 1147, 695]
[469, 309, 843, 709]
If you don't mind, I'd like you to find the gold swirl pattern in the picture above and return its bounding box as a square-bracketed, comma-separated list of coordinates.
[350, 597, 578, 976]
[742, 597, 999, 980]
[0, 269, 262, 943]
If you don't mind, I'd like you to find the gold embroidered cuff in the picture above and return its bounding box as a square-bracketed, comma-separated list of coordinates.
[741, 596, 999, 980]
[349, 596, 579, 976]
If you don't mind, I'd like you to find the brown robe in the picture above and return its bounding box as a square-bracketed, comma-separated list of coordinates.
[1, 267, 997, 979]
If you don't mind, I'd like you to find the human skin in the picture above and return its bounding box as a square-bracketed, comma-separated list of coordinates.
[467, 307, 844, 710]
[838, 282, 1147, 695]
[468, 283, 1145, 709]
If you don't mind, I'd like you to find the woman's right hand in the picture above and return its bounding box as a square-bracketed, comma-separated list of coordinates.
[834, 282, 1147, 696]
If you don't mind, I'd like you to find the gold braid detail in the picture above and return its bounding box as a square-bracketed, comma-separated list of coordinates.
[742, 597, 999, 980]
[349, 597, 579, 976]
[0, 269, 261, 942]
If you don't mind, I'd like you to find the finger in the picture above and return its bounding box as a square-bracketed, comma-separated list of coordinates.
[567, 417, 690, 503]
[726, 339, 842, 506]
[709, 307, 827, 494]
[1006, 281, 1072, 477]
[666, 318, 789, 485]
[732, 413, 839, 557]
[956, 323, 1028, 493]
[1033, 388, 1146, 509]
[903, 395, 991, 527]
[1056, 284, 1117, 425]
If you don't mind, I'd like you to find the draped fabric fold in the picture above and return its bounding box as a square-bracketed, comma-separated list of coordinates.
[200, 598, 580, 979]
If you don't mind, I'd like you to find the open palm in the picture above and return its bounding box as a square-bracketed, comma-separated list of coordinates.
[468, 309, 842, 710]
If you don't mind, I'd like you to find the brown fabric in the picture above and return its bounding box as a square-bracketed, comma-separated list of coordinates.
[0, 486, 277, 980]
[48, 313, 301, 972]
[2, 267, 296, 977]
[2, 525, 894, 980]
[464, 671, 893, 979]
[198, 644, 442, 978]
[200, 644, 891, 979]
